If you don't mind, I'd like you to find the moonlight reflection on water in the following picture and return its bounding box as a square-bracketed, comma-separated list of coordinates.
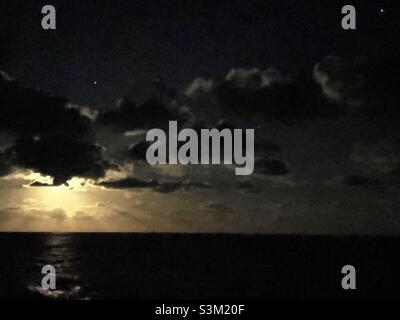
[2, 233, 400, 299]
[28, 234, 89, 300]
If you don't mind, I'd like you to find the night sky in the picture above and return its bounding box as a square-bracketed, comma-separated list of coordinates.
[0, 0, 400, 233]
[1, 0, 398, 107]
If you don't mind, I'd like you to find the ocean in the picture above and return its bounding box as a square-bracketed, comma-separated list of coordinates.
[1, 233, 399, 300]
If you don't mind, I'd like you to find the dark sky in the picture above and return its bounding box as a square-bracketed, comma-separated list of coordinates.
[0, 0, 398, 107]
[1, 0, 400, 233]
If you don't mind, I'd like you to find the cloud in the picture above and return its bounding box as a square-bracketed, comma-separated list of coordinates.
[0, 151, 11, 176]
[0, 71, 13, 82]
[2, 53, 399, 231]
[65, 103, 98, 121]
[153, 181, 181, 193]
[343, 175, 381, 187]
[255, 140, 281, 157]
[350, 142, 400, 174]
[0, 75, 92, 137]
[183, 67, 338, 124]
[155, 180, 211, 193]
[203, 202, 235, 223]
[237, 180, 262, 194]
[185, 77, 214, 96]
[5, 135, 111, 185]
[98, 177, 158, 189]
[0, 206, 67, 222]
[184, 54, 400, 128]
[205, 202, 234, 214]
[97, 98, 186, 132]
[45, 208, 68, 221]
[255, 159, 289, 176]
[29, 181, 54, 187]
[314, 55, 400, 117]
[225, 68, 287, 89]
[124, 79, 178, 106]
[0, 34, 14, 65]
[128, 140, 151, 161]
[98, 176, 210, 193]
[0, 74, 111, 183]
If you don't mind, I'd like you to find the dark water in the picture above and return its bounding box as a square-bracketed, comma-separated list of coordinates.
[1, 233, 400, 300]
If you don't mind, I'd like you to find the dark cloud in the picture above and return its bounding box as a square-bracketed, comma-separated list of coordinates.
[204, 202, 235, 223]
[0, 151, 11, 176]
[184, 67, 339, 125]
[46, 208, 68, 221]
[0, 206, 68, 223]
[29, 181, 54, 187]
[6, 135, 111, 185]
[255, 140, 281, 157]
[124, 79, 178, 106]
[128, 140, 151, 161]
[255, 159, 289, 176]
[97, 98, 186, 132]
[314, 55, 400, 118]
[99, 177, 158, 189]
[350, 141, 400, 176]
[153, 181, 181, 193]
[0, 33, 15, 65]
[3, 53, 399, 194]
[343, 175, 381, 187]
[155, 180, 211, 193]
[182, 180, 211, 190]
[184, 54, 400, 129]
[98, 177, 210, 193]
[237, 180, 262, 194]
[205, 202, 234, 214]
[0, 74, 110, 183]
[214, 120, 235, 131]
[0, 74, 91, 137]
